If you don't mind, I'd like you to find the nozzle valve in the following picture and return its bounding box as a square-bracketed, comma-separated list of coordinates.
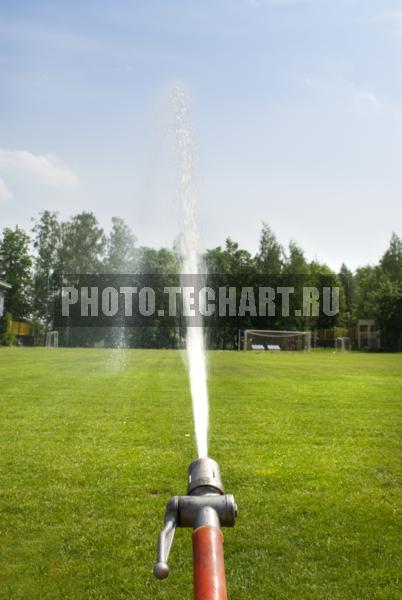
[154, 458, 237, 580]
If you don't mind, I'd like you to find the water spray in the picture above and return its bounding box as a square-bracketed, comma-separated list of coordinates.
[154, 457, 237, 599]
[153, 86, 237, 597]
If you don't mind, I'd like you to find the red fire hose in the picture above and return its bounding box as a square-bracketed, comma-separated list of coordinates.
[193, 525, 227, 600]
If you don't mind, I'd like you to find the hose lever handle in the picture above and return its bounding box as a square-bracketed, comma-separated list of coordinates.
[153, 512, 177, 579]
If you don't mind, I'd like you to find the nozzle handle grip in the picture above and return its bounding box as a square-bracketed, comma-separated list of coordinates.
[153, 513, 177, 579]
[193, 525, 227, 600]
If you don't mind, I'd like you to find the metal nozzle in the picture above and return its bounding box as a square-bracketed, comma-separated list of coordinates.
[188, 458, 224, 495]
[154, 458, 236, 579]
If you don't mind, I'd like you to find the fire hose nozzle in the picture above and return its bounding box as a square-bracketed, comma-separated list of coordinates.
[154, 458, 237, 580]
[188, 457, 224, 495]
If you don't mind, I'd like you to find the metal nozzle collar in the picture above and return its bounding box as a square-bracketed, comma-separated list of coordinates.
[188, 458, 224, 495]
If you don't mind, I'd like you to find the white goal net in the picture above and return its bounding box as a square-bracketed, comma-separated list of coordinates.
[45, 330, 59, 348]
[244, 330, 311, 351]
[334, 336, 351, 352]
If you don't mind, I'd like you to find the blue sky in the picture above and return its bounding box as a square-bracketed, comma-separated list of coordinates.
[1, 0, 401, 270]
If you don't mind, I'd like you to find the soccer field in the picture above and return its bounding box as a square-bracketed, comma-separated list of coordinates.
[0, 349, 401, 599]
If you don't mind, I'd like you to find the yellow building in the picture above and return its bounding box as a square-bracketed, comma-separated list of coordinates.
[8, 320, 33, 337]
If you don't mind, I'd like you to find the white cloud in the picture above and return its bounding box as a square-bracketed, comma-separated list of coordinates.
[345, 83, 382, 114]
[355, 91, 381, 109]
[0, 176, 13, 201]
[372, 11, 402, 23]
[0, 148, 79, 190]
[0, 21, 99, 53]
[304, 76, 387, 115]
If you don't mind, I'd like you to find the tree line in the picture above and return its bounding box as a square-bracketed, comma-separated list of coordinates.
[0, 210, 401, 350]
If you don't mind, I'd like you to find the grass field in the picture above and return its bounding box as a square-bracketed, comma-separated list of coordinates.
[0, 348, 401, 599]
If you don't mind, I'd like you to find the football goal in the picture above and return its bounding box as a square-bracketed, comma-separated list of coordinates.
[244, 330, 311, 351]
[45, 330, 59, 348]
[334, 336, 351, 352]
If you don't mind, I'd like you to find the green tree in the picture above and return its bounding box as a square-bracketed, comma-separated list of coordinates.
[283, 240, 308, 275]
[105, 217, 137, 272]
[31, 211, 61, 324]
[281, 242, 309, 331]
[205, 239, 256, 349]
[338, 263, 354, 327]
[205, 238, 254, 275]
[380, 233, 402, 283]
[353, 265, 383, 321]
[137, 247, 179, 274]
[0, 312, 17, 346]
[373, 281, 402, 351]
[128, 247, 179, 349]
[58, 212, 106, 274]
[255, 222, 284, 275]
[55, 213, 106, 348]
[305, 260, 345, 331]
[0, 226, 32, 319]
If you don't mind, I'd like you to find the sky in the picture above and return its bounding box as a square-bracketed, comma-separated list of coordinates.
[0, 0, 401, 271]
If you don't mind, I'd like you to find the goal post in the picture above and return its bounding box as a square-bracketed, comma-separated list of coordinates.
[334, 336, 351, 352]
[45, 330, 59, 348]
[244, 330, 311, 351]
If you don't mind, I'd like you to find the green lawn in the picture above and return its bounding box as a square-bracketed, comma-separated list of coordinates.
[0, 348, 401, 599]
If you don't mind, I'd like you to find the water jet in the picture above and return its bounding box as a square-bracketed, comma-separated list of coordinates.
[154, 85, 237, 599]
